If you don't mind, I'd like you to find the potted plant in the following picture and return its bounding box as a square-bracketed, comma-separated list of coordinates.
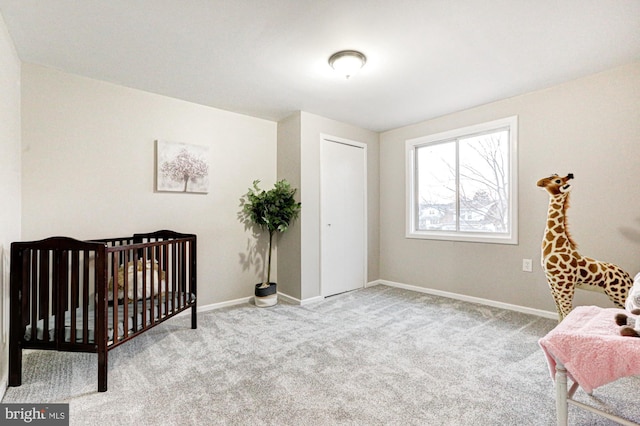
[241, 179, 301, 307]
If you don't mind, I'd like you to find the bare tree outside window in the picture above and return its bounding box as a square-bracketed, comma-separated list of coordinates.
[407, 116, 517, 244]
[417, 130, 509, 233]
[459, 131, 509, 232]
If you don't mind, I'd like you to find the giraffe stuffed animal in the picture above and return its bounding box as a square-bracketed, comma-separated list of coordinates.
[537, 173, 633, 321]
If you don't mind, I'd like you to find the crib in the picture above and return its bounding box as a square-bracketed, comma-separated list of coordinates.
[8, 230, 197, 392]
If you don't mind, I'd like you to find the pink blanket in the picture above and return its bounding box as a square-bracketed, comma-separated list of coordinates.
[539, 305, 640, 394]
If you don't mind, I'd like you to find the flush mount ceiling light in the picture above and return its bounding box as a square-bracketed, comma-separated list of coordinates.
[328, 50, 367, 79]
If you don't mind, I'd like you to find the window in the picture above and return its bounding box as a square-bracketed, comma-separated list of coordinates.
[405, 116, 518, 244]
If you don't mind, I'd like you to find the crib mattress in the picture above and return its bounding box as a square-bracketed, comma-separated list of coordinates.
[24, 293, 196, 345]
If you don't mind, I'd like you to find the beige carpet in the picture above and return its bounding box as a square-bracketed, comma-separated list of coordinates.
[3, 285, 639, 425]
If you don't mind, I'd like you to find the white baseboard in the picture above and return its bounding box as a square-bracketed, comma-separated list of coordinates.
[197, 296, 253, 312]
[180, 281, 557, 320]
[187, 292, 324, 313]
[0, 369, 7, 402]
[280, 281, 386, 306]
[370, 279, 557, 320]
[175, 296, 252, 318]
[278, 292, 324, 306]
[365, 280, 383, 289]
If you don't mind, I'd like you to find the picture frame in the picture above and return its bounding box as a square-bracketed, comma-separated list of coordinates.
[156, 140, 210, 193]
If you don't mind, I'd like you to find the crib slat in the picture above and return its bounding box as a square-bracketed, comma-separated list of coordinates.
[149, 246, 156, 325]
[176, 242, 182, 308]
[172, 241, 178, 315]
[38, 251, 50, 342]
[83, 250, 90, 344]
[190, 238, 197, 330]
[112, 254, 119, 343]
[56, 250, 70, 345]
[182, 241, 186, 305]
[141, 249, 147, 328]
[172, 242, 178, 312]
[131, 250, 138, 334]
[70, 250, 80, 344]
[174, 243, 183, 308]
[124, 250, 130, 338]
[94, 256, 100, 344]
[163, 244, 169, 318]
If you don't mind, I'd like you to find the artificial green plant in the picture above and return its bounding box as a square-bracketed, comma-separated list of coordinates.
[242, 179, 301, 288]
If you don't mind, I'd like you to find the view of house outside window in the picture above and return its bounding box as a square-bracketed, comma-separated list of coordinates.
[406, 116, 518, 244]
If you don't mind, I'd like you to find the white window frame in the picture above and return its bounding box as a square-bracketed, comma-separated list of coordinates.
[405, 116, 518, 244]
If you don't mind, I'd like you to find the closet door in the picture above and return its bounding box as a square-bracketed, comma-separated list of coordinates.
[320, 136, 367, 297]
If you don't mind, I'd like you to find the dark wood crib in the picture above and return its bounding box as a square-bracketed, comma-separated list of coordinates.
[9, 230, 197, 392]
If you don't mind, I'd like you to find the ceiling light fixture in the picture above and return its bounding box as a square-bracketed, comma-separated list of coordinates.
[328, 50, 366, 79]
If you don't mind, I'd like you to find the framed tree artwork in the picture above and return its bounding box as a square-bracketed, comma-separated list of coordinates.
[156, 140, 210, 193]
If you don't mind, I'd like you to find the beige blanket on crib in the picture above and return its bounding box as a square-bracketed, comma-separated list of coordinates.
[108, 259, 166, 301]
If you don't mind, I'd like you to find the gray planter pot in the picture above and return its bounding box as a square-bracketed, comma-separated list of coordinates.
[254, 283, 277, 307]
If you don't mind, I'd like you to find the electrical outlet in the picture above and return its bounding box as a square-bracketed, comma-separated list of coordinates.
[522, 258, 533, 272]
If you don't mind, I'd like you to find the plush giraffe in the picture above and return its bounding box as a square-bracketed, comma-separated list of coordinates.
[537, 173, 633, 321]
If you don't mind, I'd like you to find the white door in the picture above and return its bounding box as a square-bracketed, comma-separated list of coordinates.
[321, 137, 367, 297]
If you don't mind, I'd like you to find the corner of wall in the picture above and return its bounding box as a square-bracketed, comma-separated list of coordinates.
[276, 112, 303, 299]
[0, 8, 22, 403]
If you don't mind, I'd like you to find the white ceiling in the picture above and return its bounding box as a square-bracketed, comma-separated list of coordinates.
[1, 1, 639, 132]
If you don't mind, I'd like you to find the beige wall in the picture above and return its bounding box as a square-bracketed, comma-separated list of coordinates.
[380, 62, 640, 314]
[299, 112, 380, 300]
[276, 112, 303, 299]
[277, 111, 380, 301]
[21, 63, 277, 306]
[0, 12, 21, 397]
